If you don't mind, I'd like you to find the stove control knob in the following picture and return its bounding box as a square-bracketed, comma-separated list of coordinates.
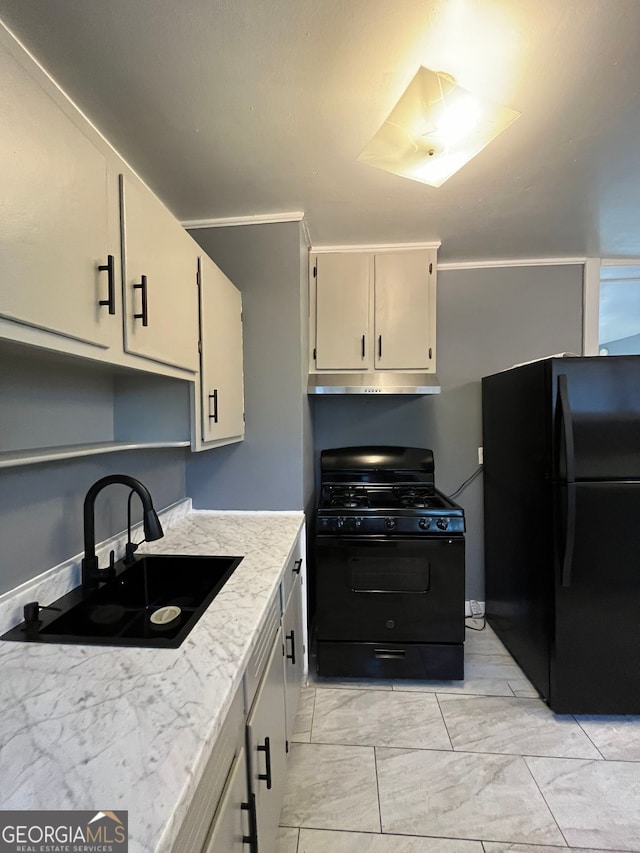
[354, 517, 362, 528]
[336, 517, 345, 529]
[418, 518, 431, 530]
[436, 518, 449, 531]
[385, 517, 397, 529]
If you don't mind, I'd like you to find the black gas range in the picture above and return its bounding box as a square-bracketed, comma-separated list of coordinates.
[314, 446, 466, 680]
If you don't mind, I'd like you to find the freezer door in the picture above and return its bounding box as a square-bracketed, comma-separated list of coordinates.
[551, 480, 640, 713]
[551, 356, 640, 481]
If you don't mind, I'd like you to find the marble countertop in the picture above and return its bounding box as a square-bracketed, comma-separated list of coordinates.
[0, 504, 305, 853]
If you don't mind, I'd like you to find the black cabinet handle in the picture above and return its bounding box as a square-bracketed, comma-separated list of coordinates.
[257, 736, 272, 790]
[285, 630, 296, 665]
[241, 792, 258, 851]
[378, 335, 382, 359]
[361, 334, 366, 358]
[293, 558, 302, 575]
[208, 389, 219, 422]
[98, 255, 116, 315]
[133, 275, 148, 326]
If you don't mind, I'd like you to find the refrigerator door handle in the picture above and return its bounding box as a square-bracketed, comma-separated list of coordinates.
[556, 374, 577, 587]
[556, 374, 576, 483]
[560, 482, 577, 587]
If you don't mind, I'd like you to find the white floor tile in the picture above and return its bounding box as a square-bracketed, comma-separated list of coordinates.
[277, 826, 299, 853]
[311, 688, 451, 750]
[574, 715, 640, 760]
[376, 747, 564, 845]
[394, 678, 521, 697]
[280, 742, 380, 833]
[527, 755, 640, 851]
[292, 687, 315, 742]
[438, 695, 601, 758]
[297, 827, 483, 852]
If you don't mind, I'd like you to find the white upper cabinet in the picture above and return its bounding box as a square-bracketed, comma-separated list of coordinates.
[0, 36, 121, 351]
[197, 254, 245, 447]
[374, 251, 435, 370]
[120, 174, 199, 373]
[315, 253, 370, 369]
[312, 249, 437, 374]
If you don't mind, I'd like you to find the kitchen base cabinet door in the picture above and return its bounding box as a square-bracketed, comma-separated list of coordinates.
[246, 627, 288, 853]
[203, 746, 254, 853]
[282, 573, 305, 749]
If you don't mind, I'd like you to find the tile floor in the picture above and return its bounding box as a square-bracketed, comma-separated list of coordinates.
[277, 621, 640, 853]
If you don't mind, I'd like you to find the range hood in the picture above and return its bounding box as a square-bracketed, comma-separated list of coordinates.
[307, 372, 441, 395]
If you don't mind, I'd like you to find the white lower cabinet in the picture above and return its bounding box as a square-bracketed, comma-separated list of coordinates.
[173, 529, 305, 853]
[282, 573, 305, 748]
[246, 626, 288, 853]
[203, 745, 254, 853]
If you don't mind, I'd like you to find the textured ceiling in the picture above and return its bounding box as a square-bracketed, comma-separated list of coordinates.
[2, 0, 640, 262]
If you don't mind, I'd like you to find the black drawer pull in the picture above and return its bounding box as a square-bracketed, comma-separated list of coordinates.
[208, 389, 219, 422]
[285, 630, 296, 665]
[133, 275, 148, 326]
[374, 648, 406, 659]
[378, 335, 382, 359]
[241, 792, 258, 851]
[98, 255, 116, 315]
[293, 558, 302, 575]
[257, 736, 272, 789]
[361, 334, 366, 358]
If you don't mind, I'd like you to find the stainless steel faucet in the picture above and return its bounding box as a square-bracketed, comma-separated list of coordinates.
[81, 474, 164, 587]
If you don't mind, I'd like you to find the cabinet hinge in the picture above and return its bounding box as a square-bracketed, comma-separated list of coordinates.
[313, 347, 317, 360]
[429, 262, 433, 274]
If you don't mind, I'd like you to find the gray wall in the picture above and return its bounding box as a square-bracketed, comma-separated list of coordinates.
[0, 448, 186, 595]
[311, 264, 584, 599]
[186, 221, 311, 510]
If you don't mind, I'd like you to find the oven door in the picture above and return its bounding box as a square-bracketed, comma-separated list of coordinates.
[315, 535, 464, 644]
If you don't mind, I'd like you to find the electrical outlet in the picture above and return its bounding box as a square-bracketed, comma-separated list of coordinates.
[469, 599, 483, 618]
[478, 446, 483, 465]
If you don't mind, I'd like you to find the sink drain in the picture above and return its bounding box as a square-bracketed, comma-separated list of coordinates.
[149, 605, 182, 627]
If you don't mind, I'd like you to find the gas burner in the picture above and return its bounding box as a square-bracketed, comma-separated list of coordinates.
[329, 495, 369, 509]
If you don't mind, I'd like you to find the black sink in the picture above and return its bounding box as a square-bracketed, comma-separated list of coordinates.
[1, 554, 243, 649]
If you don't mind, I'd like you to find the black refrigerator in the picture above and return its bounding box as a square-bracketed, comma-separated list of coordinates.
[482, 355, 640, 714]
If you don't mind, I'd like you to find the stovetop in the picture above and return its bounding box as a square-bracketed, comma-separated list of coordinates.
[316, 446, 466, 536]
[317, 482, 465, 536]
[321, 484, 452, 511]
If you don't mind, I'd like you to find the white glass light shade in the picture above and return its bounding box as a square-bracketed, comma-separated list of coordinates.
[358, 67, 520, 188]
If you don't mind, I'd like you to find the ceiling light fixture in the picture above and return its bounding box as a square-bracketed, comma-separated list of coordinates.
[358, 67, 520, 188]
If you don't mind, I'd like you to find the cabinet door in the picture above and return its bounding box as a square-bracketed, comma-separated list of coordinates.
[315, 254, 370, 369]
[282, 574, 305, 748]
[203, 746, 253, 853]
[199, 255, 245, 444]
[121, 173, 199, 371]
[246, 628, 287, 853]
[374, 251, 435, 370]
[0, 38, 120, 350]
